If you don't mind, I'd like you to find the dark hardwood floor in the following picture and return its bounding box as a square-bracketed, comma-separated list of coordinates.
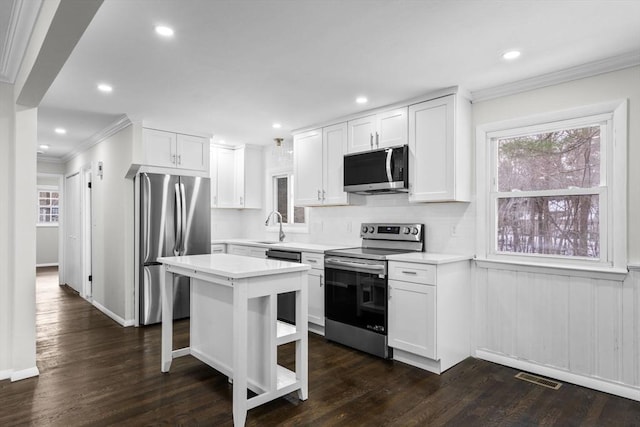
[1, 267, 638, 426]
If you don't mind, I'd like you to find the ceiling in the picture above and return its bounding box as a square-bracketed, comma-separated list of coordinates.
[4, 0, 640, 161]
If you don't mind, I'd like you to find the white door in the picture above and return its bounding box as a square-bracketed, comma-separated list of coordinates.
[408, 96, 454, 202]
[293, 129, 323, 206]
[322, 122, 348, 205]
[143, 128, 176, 168]
[64, 173, 82, 293]
[176, 134, 206, 171]
[81, 169, 92, 300]
[376, 107, 408, 149]
[215, 147, 237, 208]
[347, 115, 376, 153]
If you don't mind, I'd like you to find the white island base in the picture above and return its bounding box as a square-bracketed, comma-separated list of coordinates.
[158, 254, 310, 426]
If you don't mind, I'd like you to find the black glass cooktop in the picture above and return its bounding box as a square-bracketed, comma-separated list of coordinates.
[324, 247, 414, 261]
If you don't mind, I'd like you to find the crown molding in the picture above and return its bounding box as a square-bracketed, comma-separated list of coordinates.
[471, 51, 640, 103]
[0, 0, 42, 84]
[61, 114, 132, 163]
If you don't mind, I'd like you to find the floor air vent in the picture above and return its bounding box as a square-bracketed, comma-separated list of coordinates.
[515, 372, 562, 390]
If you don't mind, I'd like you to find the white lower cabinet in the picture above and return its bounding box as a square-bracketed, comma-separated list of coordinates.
[388, 259, 471, 374]
[302, 252, 324, 332]
[388, 279, 436, 359]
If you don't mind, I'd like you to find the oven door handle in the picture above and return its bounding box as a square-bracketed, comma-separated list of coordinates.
[325, 258, 386, 274]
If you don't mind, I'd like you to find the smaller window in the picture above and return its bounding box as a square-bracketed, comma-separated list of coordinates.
[38, 187, 60, 225]
[272, 173, 305, 225]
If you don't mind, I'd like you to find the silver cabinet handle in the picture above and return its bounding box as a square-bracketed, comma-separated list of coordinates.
[322, 189, 326, 200]
[317, 190, 321, 200]
[172, 154, 176, 164]
[177, 154, 181, 165]
[370, 133, 373, 148]
[376, 132, 379, 147]
[402, 270, 418, 275]
[213, 195, 217, 205]
[320, 274, 323, 286]
[307, 259, 318, 263]
[239, 196, 244, 205]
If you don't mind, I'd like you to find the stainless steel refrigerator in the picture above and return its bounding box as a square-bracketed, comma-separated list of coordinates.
[138, 172, 211, 325]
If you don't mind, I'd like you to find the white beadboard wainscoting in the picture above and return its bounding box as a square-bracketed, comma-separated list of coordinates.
[474, 262, 640, 401]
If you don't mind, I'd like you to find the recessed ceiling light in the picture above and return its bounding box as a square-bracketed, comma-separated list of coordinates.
[97, 83, 113, 93]
[272, 123, 282, 129]
[155, 25, 174, 37]
[502, 50, 521, 60]
[39, 144, 49, 149]
[54, 128, 66, 135]
[356, 96, 368, 104]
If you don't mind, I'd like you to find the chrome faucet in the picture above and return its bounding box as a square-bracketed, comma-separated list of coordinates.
[265, 210, 286, 242]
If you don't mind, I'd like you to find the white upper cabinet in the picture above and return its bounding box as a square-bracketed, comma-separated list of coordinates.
[142, 128, 208, 171]
[294, 122, 349, 207]
[408, 93, 471, 202]
[347, 107, 408, 153]
[210, 144, 263, 209]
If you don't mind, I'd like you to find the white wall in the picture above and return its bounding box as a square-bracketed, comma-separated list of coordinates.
[472, 67, 640, 399]
[65, 125, 135, 325]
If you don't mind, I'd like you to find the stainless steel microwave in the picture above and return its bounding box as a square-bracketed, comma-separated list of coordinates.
[343, 145, 409, 194]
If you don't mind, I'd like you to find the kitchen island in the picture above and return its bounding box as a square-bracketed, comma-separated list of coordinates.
[158, 253, 310, 426]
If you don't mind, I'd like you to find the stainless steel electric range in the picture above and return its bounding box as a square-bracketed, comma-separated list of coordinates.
[324, 223, 424, 358]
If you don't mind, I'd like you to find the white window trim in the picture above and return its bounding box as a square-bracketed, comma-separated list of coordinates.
[475, 99, 627, 271]
[37, 184, 60, 227]
[265, 167, 309, 234]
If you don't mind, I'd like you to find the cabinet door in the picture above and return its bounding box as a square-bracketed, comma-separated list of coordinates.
[143, 129, 176, 168]
[293, 130, 323, 206]
[210, 146, 219, 207]
[376, 107, 408, 149]
[388, 279, 436, 359]
[408, 96, 455, 202]
[234, 147, 245, 207]
[347, 115, 376, 153]
[307, 269, 324, 326]
[322, 122, 349, 205]
[216, 147, 238, 208]
[176, 134, 207, 171]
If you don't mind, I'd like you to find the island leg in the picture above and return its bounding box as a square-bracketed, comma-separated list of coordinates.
[233, 280, 248, 426]
[296, 273, 309, 400]
[161, 267, 173, 373]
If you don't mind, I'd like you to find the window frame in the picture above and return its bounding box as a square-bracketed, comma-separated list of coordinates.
[476, 100, 627, 271]
[37, 185, 60, 227]
[266, 168, 309, 233]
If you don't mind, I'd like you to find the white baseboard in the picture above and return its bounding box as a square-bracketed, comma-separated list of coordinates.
[36, 263, 59, 268]
[10, 366, 40, 382]
[0, 369, 11, 381]
[92, 300, 134, 327]
[476, 349, 640, 402]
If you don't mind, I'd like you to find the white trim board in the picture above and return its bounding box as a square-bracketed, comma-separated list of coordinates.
[92, 300, 134, 327]
[476, 349, 640, 402]
[10, 366, 40, 382]
[471, 51, 640, 102]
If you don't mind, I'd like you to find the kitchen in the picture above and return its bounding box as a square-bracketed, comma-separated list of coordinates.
[1, 0, 640, 425]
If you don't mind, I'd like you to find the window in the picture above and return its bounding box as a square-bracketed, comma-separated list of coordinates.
[38, 187, 60, 225]
[477, 100, 627, 269]
[268, 171, 307, 231]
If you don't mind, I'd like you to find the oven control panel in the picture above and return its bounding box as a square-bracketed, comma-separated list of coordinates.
[360, 223, 423, 242]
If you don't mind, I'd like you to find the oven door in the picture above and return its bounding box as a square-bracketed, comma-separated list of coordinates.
[324, 257, 388, 334]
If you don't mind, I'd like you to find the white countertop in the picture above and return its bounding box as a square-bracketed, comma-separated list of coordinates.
[386, 252, 473, 264]
[158, 253, 310, 279]
[212, 239, 354, 254]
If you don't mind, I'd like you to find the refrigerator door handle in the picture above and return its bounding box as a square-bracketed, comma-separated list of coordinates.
[173, 182, 182, 256]
[143, 174, 152, 261]
[179, 182, 187, 255]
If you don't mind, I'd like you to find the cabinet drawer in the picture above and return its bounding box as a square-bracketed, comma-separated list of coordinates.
[302, 252, 324, 270]
[211, 243, 226, 254]
[389, 261, 436, 284]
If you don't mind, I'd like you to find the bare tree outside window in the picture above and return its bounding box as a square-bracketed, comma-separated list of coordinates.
[273, 174, 306, 225]
[495, 126, 601, 258]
